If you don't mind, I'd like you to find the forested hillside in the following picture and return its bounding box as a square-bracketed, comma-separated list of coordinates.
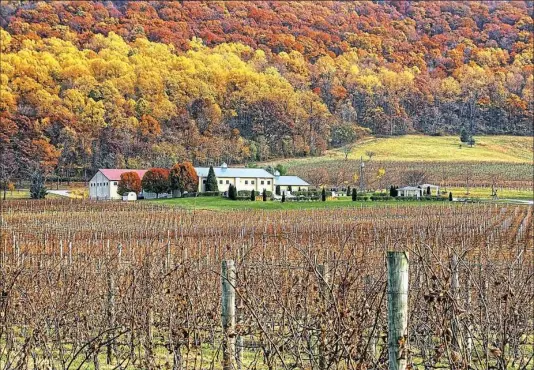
[1, 1, 532, 179]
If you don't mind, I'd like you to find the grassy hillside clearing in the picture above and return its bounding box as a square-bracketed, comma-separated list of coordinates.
[272, 135, 533, 164]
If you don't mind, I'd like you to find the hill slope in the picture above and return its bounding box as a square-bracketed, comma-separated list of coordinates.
[265, 135, 533, 189]
[0, 1, 532, 180]
[329, 135, 533, 163]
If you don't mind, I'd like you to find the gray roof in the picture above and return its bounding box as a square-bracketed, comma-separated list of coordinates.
[275, 175, 310, 186]
[195, 167, 274, 178]
[398, 186, 421, 191]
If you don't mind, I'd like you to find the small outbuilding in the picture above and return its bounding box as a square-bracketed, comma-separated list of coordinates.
[123, 192, 137, 201]
[273, 172, 310, 192]
[397, 186, 422, 198]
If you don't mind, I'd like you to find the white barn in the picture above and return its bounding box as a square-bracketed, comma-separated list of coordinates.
[89, 169, 146, 200]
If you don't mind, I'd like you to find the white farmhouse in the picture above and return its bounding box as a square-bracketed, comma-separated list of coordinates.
[89, 169, 146, 200]
[196, 163, 275, 193]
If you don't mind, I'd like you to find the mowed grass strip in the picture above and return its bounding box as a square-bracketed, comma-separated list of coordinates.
[149, 196, 447, 210]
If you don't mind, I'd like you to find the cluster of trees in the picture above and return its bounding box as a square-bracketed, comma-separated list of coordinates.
[1, 1, 532, 182]
[118, 162, 198, 198]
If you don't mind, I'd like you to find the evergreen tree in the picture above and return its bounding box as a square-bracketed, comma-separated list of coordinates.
[227, 184, 237, 200]
[389, 185, 394, 197]
[347, 185, 351, 196]
[205, 166, 218, 192]
[262, 188, 267, 201]
[460, 128, 470, 143]
[281, 191, 285, 203]
[351, 188, 357, 201]
[275, 185, 281, 196]
[250, 190, 256, 201]
[427, 186, 431, 195]
[30, 171, 47, 199]
[321, 187, 326, 202]
[449, 192, 453, 201]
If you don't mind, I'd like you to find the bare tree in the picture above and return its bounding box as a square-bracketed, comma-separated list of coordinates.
[402, 170, 427, 186]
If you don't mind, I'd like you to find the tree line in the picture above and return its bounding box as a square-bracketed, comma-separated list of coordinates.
[0, 1, 532, 184]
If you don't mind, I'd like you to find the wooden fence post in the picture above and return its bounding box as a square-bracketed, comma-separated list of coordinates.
[387, 251, 409, 370]
[222, 260, 236, 370]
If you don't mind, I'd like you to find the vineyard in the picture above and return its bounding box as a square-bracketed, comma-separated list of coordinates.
[283, 160, 534, 192]
[1, 200, 533, 369]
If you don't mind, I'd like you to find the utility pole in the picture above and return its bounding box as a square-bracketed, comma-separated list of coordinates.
[359, 156, 365, 192]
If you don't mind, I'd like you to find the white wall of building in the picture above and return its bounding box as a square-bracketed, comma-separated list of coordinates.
[198, 176, 274, 193]
[89, 172, 121, 200]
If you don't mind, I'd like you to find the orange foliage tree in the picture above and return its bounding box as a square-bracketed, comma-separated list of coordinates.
[117, 171, 142, 196]
[169, 162, 199, 197]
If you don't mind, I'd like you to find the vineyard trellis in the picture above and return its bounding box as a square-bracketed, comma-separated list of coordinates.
[0, 199, 533, 369]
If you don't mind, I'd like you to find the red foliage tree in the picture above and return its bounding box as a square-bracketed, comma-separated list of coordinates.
[141, 168, 170, 198]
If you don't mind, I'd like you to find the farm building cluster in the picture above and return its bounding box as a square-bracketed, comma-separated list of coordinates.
[89, 164, 310, 200]
[89, 163, 441, 201]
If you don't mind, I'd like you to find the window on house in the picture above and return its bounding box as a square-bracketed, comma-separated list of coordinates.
[219, 180, 223, 184]
[251, 181, 255, 184]
[267, 181, 271, 185]
[261, 180, 264, 185]
[113, 182, 117, 186]
[203, 180, 206, 184]
[226, 180, 229, 184]
[244, 180, 248, 185]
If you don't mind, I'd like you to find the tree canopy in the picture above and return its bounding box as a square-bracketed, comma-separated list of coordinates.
[1, 1, 532, 180]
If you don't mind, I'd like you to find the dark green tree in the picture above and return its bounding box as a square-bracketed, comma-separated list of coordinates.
[449, 192, 453, 201]
[281, 191, 285, 203]
[205, 166, 218, 192]
[228, 184, 237, 200]
[262, 188, 267, 201]
[250, 190, 256, 201]
[275, 185, 281, 196]
[30, 171, 47, 199]
[460, 128, 470, 143]
[351, 188, 357, 201]
[426, 186, 431, 195]
[321, 187, 326, 202]
[347, 185, 351, 197]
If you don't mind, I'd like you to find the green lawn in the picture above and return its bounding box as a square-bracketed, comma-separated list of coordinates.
[149, 196, 448, 210]
[268, 135, 533, 165]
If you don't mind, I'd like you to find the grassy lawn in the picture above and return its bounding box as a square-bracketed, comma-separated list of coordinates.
[148, 196, 447, 210]
[267, 135, 533, 165]
[0, 189, 63, 200]
[448, 187, 533, 201]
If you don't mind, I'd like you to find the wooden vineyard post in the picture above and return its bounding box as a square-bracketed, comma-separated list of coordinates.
[317, 263, 330, 370]
[387, 251, 409, 370]
[450, 254, 462, 352]
[222, 260, 236, 370]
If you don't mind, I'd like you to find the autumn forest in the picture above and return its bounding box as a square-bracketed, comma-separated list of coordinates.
[0, 1, 532, 179]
